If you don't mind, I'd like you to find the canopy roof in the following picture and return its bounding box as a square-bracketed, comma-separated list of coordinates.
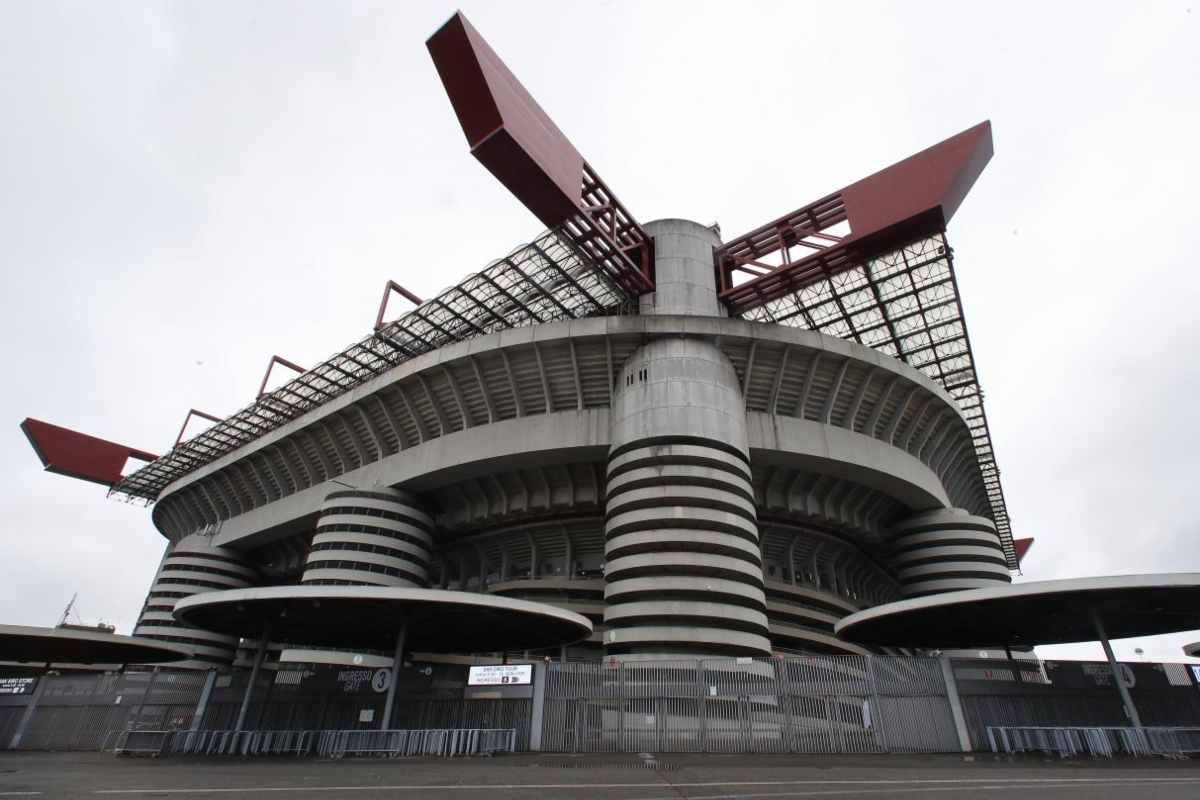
[0, 624, 192, 665]
[174, 586, 593, 653]
[835, 574, 1200, 648]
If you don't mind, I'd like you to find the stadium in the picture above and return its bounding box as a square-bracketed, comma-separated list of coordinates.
[12, 13, 1129, 757]
[22, 12, 1018, 669]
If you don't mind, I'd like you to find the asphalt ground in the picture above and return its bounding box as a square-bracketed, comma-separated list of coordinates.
[3, 751, 1200, 799]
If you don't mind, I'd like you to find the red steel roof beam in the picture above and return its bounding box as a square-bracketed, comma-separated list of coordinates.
[173, 408, 224, 448]
[717, 121, 993, 312]
[427, 12, 652, 295]
[257, 355, 306, 399]
[20, 418, 158, 488]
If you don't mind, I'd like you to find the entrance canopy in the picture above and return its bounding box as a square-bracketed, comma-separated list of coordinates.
[836, 574, 1200, 648]
[174, 586, 592, 654]
[0, 624, 192, 665]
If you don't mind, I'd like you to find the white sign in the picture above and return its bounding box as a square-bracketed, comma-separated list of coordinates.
[0, 677, 37, 695]
[467, 664, 533, 686]
[359, 708, 375, 723]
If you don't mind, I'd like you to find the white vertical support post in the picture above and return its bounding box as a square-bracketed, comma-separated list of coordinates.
[865, 655, 890, 753]
[234, 626, 270, 732]
[132, 666, 161, 728]
[190, 669, 218, 731]
[1092, 610, 1143, 728]
[380, 622, 407, 731]
[939, 657, 973, 752]
[528, 661, 547, 751]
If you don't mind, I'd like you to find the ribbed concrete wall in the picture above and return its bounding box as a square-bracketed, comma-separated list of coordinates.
[890, 508, 1011, 597]
[134, 533, 256, 669]
[603, 337, 771, 657]
[302, 488, 433, 587]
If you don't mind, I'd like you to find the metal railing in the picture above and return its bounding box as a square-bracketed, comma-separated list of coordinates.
[987, 726, 1200, 758]
[320, 728, 517, 758]
[110, 729, 175, 756]
[108, 728, 517, 758]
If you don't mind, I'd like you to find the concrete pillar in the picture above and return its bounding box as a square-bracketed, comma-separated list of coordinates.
[189, 669, 218, 731]
[603, 219, 769, 658]
[1093, 611, 1143, 728]
[528, 662, 548, 751]
[234, 628, 270, 732]
[8, 668, 49, 750]
[379, 623, 407, 730]
[939, 657, 974, 752]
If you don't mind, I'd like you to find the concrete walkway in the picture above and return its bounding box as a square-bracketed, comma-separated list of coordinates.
[2, 751, 1200, 799]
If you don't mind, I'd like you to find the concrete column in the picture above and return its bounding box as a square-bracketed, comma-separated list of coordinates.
[380, 623, 407, 730]
[8, 667, 49, 750]
[1092, 610, 1143, 728]
[604, 219, 769, 658]
[638, 219, 724, 317]
[189, 669, 218, 731]
[528, 662, 548, 751]
[234, 626, 270, 732]
[132, 666, 161, 725]
[939, 657, 974, 752]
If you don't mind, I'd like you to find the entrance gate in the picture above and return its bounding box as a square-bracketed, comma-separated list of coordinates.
[541, 655, 959, 754]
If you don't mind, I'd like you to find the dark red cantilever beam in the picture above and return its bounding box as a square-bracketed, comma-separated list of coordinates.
[717, 121, 994, 313]
[427, 12, 653, 296]
[20, 418, 157, 488]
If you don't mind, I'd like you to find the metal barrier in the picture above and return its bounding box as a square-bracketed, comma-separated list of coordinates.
[107, 728, 516, 758]
[320, 728, 517, 758]
[111, 729, 175, 756]
[987, 726, 1200, 758]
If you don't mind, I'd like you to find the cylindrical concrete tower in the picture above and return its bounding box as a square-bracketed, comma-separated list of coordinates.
[889, 508, 1012, 597]
[134, 533, 256, 669]
[637, 218, 725, 318]
[603, 219, 771, 657]
[302, 488, 434, 587]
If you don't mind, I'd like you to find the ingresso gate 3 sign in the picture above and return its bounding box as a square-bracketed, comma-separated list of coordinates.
[467, 664, 532, 686]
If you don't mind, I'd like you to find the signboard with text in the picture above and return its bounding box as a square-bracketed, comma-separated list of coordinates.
[467, 664, 532, 686]
[0, 677, 37, 695]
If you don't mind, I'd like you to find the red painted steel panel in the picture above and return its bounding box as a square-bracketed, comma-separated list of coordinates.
[839, 120, 993, 242]
[427, 12, 584, 228]
[20, 418, 156, 488]
[1013, 537, 1035, 566]
[718, 121, 993, 312]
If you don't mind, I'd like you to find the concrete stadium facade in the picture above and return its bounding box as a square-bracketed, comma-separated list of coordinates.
[131, 219, 1013, 668]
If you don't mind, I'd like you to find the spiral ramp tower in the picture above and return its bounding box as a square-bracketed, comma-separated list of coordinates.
[133, 534, 256, 670]
[889, 509, 1012, 597]
[302, 489, 434, 587]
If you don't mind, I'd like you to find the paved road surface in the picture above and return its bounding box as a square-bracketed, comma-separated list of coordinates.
[2, 751, 1199, 799]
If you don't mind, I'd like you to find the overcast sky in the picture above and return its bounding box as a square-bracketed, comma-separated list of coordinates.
[1, 1, 1197, 663]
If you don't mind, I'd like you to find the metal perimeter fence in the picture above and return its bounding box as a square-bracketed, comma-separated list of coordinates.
[9, 655, 1200, 756]
[540, 655, 961, 754]
[108, 727, 518, 758]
